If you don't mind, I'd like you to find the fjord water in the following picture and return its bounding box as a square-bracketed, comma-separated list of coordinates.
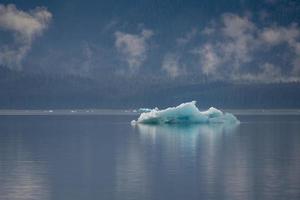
[0, 112, 300, 200]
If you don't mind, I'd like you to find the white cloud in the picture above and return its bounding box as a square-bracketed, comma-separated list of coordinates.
[115, 29, 153, 72]
[102, 20, 118, 33]
[195, 14, 257, 78]
[0, 4, 52, 70]
[220, 14, 257, 70]
[176, 28, 197, 46]
[161, 28, 196, 78]
[222, 13, 256, 38]
[196, 13, 300, 82]
[76, 42, 94, 76]
[193, 44, 220, 76]
[259, 24, 300, 76]
[292, 43, 300, 75]
[260, 24, 300, 46]
[162, 53, 183, 78]
[201, 27, 215, 35]
[234, 63, 283, 83]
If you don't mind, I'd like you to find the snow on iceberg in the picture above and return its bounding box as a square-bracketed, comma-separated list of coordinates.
[131, 101, 239, 125]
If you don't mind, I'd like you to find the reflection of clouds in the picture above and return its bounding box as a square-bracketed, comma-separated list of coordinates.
[0, 134, 49, 200]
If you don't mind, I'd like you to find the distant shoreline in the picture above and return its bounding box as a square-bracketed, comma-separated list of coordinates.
[0, 109, 300, 116]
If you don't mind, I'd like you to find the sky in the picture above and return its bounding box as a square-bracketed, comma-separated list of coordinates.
[0, 0, 300, 108]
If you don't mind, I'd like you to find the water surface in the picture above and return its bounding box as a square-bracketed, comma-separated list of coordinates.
[0, 111, 299, 200]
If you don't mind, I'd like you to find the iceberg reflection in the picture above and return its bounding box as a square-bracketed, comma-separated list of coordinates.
[134, 123, 239, 173]
[130, 123, 241, 198]
[135, 123, 239, 143]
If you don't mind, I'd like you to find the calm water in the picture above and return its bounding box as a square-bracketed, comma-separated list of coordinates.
[0, 111, 300, 200]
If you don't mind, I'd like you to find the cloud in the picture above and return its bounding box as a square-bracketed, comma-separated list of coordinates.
[0, 4, 52, 70]
[102, 20, 118, 33]
[260, 24, 300, 45]
[292, 42, 300, 75]
[260, 24, 300, 76]
[162, 53, 183, 78]
[176, 28, 197, 46]
[115, 29, 153, 72]
[193, 44, 220, 76]
[234, 63, 283, 83]
[72, 42, 94, 76]
[218, 14, 257, 69]
[196, 13, 300, 82]
[161, 28, 196, 77]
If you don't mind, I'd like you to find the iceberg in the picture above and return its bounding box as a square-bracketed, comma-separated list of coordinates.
[131, 101, 239, 125]
[138, 108, 157, 113]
